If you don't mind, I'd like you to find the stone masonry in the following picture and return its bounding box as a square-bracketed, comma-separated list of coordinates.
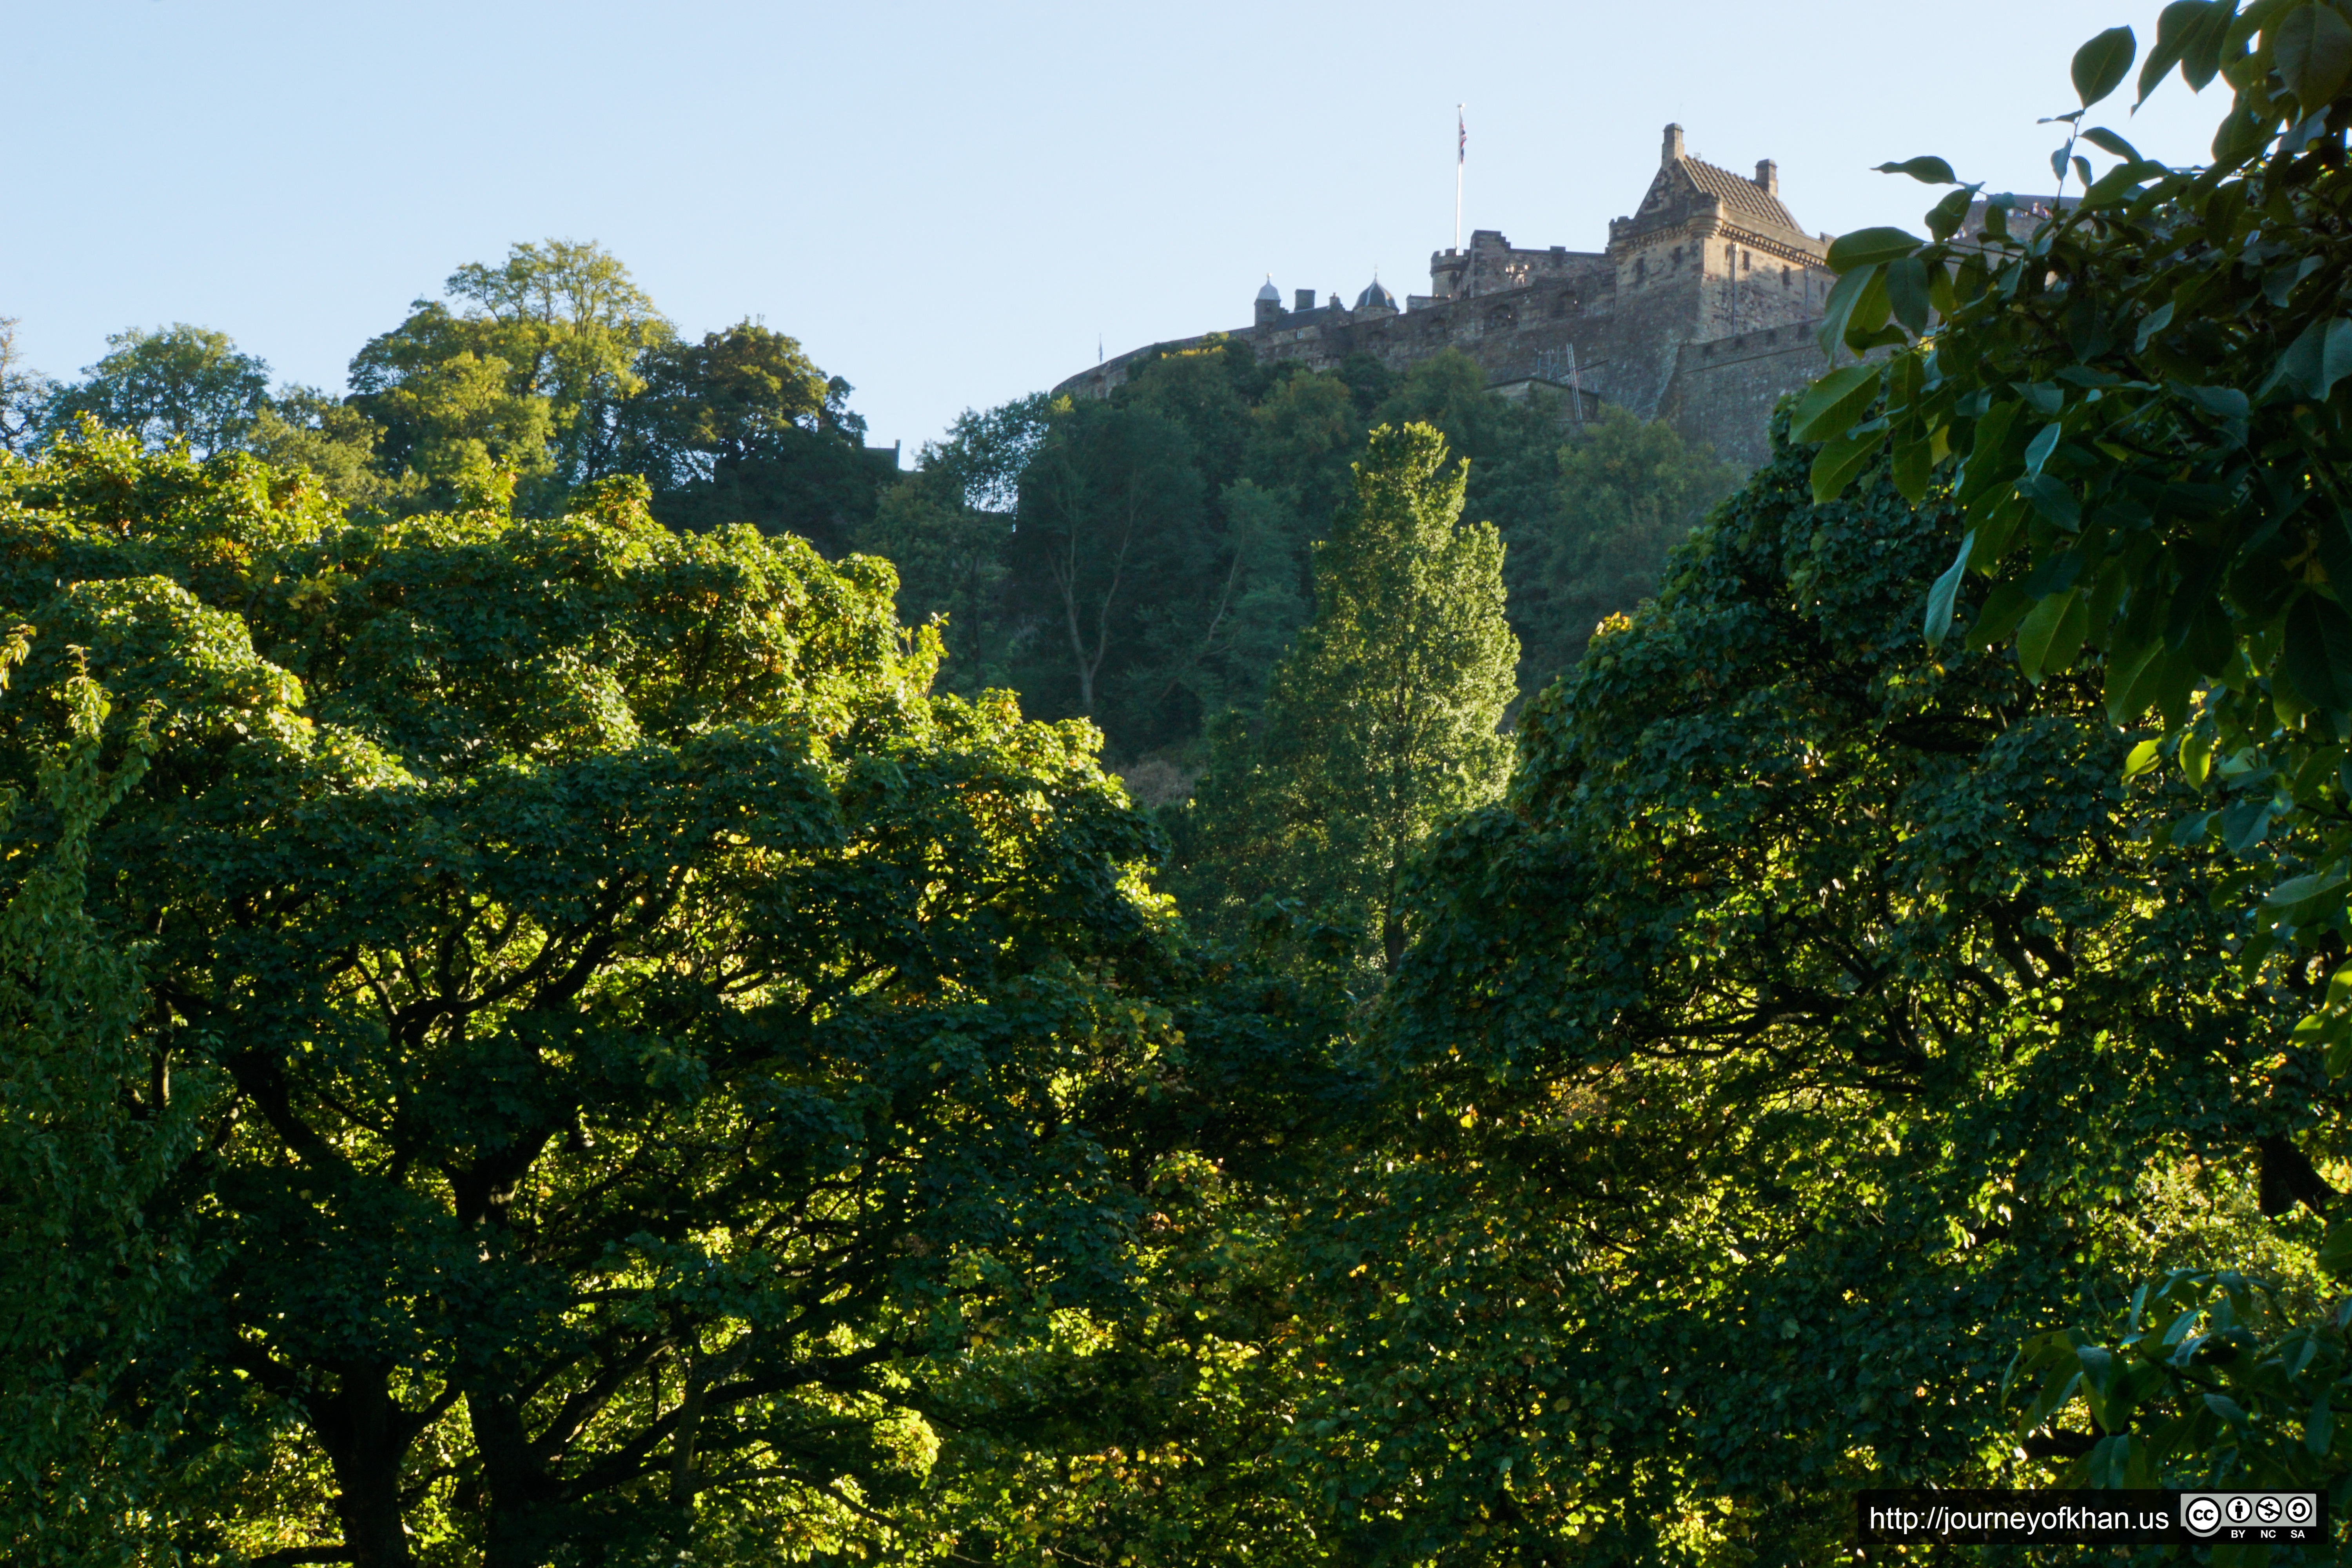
[1053, 125, 1840, 470]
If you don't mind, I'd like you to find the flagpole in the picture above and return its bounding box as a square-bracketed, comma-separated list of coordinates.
[1454, 104, 1465, 253]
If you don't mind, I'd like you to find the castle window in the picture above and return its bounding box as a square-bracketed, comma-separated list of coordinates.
[1781, 265, 1792, 287]
[1635, 257, 1646, 284]
[1742, 249, 1753, 271]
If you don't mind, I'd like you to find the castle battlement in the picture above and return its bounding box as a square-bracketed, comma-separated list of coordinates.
[1054, 125, 1840, 469]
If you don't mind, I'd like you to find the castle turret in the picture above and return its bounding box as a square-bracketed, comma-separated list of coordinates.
[1354, 275, 1398, 316]
[1430, 247, 1469, 299]
[1255, 276, 1281, 327]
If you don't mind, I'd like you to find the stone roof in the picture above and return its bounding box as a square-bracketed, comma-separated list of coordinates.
[1675, 156, 1802, 234]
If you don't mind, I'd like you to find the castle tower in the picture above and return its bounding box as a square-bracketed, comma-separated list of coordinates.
[1430, 248, 1469, 300]
[1255, 276, 1282, 327]
[1607, 123, 1831, 340]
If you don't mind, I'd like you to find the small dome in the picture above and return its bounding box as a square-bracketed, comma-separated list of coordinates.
[1354, 276, 1398, 310]
[1257, 276, 1280, 301]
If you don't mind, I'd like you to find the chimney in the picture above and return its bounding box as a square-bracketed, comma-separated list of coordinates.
[1295, 288, 1315, 312]
[1755, 158, 1778, 196]
[1662, 123, 1684, 167]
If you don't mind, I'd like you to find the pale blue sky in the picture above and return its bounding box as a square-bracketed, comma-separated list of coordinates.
[5, 1, 2230, 459]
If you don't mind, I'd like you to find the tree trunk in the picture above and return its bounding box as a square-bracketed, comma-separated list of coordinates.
[311, 1368, 415, 1568]
[470, 1388, 565, 1568]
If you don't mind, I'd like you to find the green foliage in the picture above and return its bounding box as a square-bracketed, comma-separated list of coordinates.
[2005, 1269, 2352, 1494]
[1283, 417, 2337, 1559]
[848, 397, 1045, 698]
[346, 337, 557, 512]
[1009, 391, 1212, 738]
[43, 324, 272, 459]
[350, 239, 672, 514]
[1174, 423, 1516, 973]
[0, 648, 216, 1567]
[0, 318, 55, 457]
[1515, 406, 1742, 693]
[343, 252, 893, 544]
[1807, 5, 2352, 931]
[1797, 0, 2352, 1489]
[626, 320, 885, 557]
[245, 385, 406, 510]
[0, 423, 1327, 1566]
[892, 346, 1708, 764]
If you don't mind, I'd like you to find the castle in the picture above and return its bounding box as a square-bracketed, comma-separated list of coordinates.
[1054, 125, 1839, 469]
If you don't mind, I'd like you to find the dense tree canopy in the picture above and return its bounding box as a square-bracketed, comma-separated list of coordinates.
[625, 321, 882, 555]
[10, 242, 895, 555]
[884, 343, 1730, 765]
[0, 426, 1333, 1566]
[45, 13, 2352, 1548]
[1513, 407, 1742, 688]
[1797, 0, 2352, 1490]
[0, 652, 212, 1568]
[350, 240, 672, 512]
[1278, 416, 2335, 1561]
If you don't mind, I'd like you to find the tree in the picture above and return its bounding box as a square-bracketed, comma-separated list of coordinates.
[1175, 423, 1516, 972]
[998, 343, 1353, 759]
[1792, 0, 2352, 1487]
[245, 386, 406, 510]
[350, 240, 671, 514]
[1281, 416, 2336, 1559]
[1131, 478, 1310, 725]
[44, 324, 271, 458]
[0, 649, 216, 1568]
[1241, 367, 1363, 535]
[855, 396, 1049, 699]
[627, 320, 885, 554]
[1804, 2, 2352, 964]
[1011, 397, 1208, 741]
[0, 423, 1316, 1566]
[929, 348, 1680, 765]
[1372, 352, 1567, 561]
[0, 318, 56, 456]
[1514, 407, 1741, 693]
[347, 338, 557, 512]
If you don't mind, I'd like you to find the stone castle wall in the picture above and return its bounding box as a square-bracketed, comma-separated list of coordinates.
[1054, 125, 1843, 470]
[1656, 320, 1830, 465]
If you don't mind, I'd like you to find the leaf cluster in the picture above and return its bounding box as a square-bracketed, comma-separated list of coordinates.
[1269, 417, 2342, 1559]
[0, 424, 1341, 1565]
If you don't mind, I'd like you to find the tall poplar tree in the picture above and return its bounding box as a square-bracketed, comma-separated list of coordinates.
[1176, 421, 1516, 971]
